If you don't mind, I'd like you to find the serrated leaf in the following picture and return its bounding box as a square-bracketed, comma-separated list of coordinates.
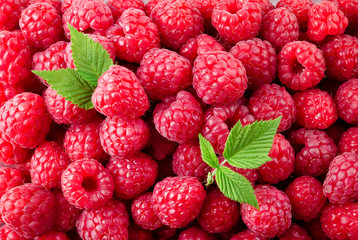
[33, 69, 94, 110]
[223, 116, 281, 169]
[199, 133, 219, 168]
[68, 23, 113, 87]
[216, 166, 259, 209]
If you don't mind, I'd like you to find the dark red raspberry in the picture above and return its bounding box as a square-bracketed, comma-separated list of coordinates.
[131, 192, 163, 230]
[301, 218, 329, 240]
[153, 91, 203, 144]
[230, 38, 277, 89]
[335, 78, 358, 124]
[241, 185, 292, 238]
[100, 116, 150, 157]
[0, 224, 28, 240]
[211, 0, 261, 44]
[231, 229, 268, 240]
[260, 7, 299, 50]
[154, 226, 177, 240]
[0, 92, 52, 149]
[61, 158, 114, 209]
[0, 167, 24, 199]
[178, 226, 215, 240]
[0, 0, 27, 30]
[106, 0, 144, 21]
[248, 84, 296, 132]
[105, 8, 160, 63]
[128, 224, 155, 240]
[276, 0, 313, 30]
[43, 87, 98, 125]
[293, 89, 338, 130]
[35, 231, 70, 240]
[307, 1, 348, 42]
[137, 48, 192, 100]
[152, 176, 206, 228]
[320, 203, 358, 240]
[76, 200, 129, 240]
[278, 41, 325, 91]
[19, 3, 63, 50]
[327, 0, 358, 25]
[0, 183, 56, 238]
[279, 223, 313, 240]
[339, 127, 358, 155]
[197, 188, 240, 233]
[285, 175, 326, 221]
[151, 0, 203, 50]
[322, 35, 358, 82]
[0, 136, 29, 165]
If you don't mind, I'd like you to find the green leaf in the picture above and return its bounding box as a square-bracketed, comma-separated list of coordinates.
[199, 133, 219, 168]
[68, 23, 113, 87]
[216, 166, 259, 209]
[223, 116, 281, 169]
[32, 68, 95, 110]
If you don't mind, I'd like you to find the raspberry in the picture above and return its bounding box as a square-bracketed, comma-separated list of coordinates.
[0, 136, 29, 165]
[0, 224, 28, 240]
[293, 89, 338, 130]
[193, 51, 248, 105]
[301, 218, 329, 240]
[63, 119, 109, 163]
[150, 0, 204, 50]
[128, 224, 155, 240]
[178, 226, 215, 240]
[339, 127, 358, 155]
[257, 133, 295, 184]
[327, 0, 358, 25]
[105, 8, 160, 63]
[335, 78, 358, 124]
[106, 152, 158, 199]
[260, 7, 299, 50]
[276, 0, 313, 30]
[248, 84, 296, 132]
[35, 231, 70, 240]
[43, 87, 98, 125]
[144, 0, 163, 16]
[100, 116, 150, 157]
[285, 176, 326, 221]
[320, 203, 358, 240]
[321, 35, 358, 82]
[278, 41, 326, 91]
[0, 0, 27, 30]
[0, 167, 24, 199]
[61, 0, 75, 14]
[231, 229, 268, 240]
[0, 183, 56, 238]
[240, 185, 292, 238]
[153, 91, 203, 144]
[106, 0, 144, 21]
[137, 48, 192, 100]
[307, 1, 348, 42]
[76, 200, 129, 240]
[28, 0, 62, 13]
[131, 192, 163, 230]
[61, 158, 114, 209]
[211, 0, 262, 44]
[279, 223, 313, 240]
[0, 82, 24, 106]
[152, 176, 206, 228]
[191, 0, 220, 29]
[229, 38, 277, 89]
[197, 187, 240, 233]
[0, 92, 52, 149]
[19, 3, 63, 50]
[154, 226, 177, 240]
[247, 0, 274, 16]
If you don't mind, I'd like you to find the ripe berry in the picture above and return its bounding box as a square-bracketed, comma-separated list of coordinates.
[0, 167, 25, 199]
[335, 78, 358, 125]
[231, 228, 268, 240]
[0, 224, 28, 240]
[327, 0, 358, 25]
[35, 231, 70, 240]
[128, 224, 155, 240]
[178, 226, 215, 240]
[279, 223, 313, 240]
[0, 135, 29, 165]
[0, 0, 28, 30]
[106, 0, 144, 21]
[338, 126, 358, 155]
[276, 0, 313, 30]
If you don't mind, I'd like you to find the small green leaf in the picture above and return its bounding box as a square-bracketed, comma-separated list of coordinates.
[223, 116, 281, 169]
[68, 23, 113, 87]
[33, 69, 95, 109]
[199, 133, 219, 168]
[216, 166, 259, 209]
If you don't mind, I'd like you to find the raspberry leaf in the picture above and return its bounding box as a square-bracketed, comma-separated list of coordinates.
[223, 116, 281, 169]
[68, 23, 113, 88]
[199, 133, 219, 168]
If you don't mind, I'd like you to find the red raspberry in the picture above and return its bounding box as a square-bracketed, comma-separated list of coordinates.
[152, 176, 206, 228]
[35, 231, 70, 240]
[61, 158, 114, 209]
[106, 152, 158, 199]
[211, 0, 261, 44]
[320, 203, 358, 240]
[128, 224, 155, 240]
[61, 0, 76, 14]
[105, 8, 160, 63]
[276, 0, 313, 30]
[131, 192, 163, 230]
[0, 167, 24, 199]
[137, 48, 192, 100]
[28, 0, 62, 13]
[106, 0, 144, 21]
[100, 116, 150, 157]
[19, 3, 63, 50]
[285, 176, 326, 221]
[153, 91, 203, 144]
[248, 84, 296, 132]
[0, 136, 29, 165]
[62, 0, 114, 39]
[193, 51, 248, 105]
[231, 229, 268, 240]
[260, 7, 299, 50]
[30, 141, 70, 189]
[43, 87, 98, 125]
[63, 119, 109, 163]
[339, 127, 358, 155]
[191, 0, 220, 29]
[0, 183, 56, 238]
[327, 0, 358, 25]
[321, 35, 358, 82]
[154, 226, 177, 240]
[0, 92, 52, 149]
[279, 223, 313, 240]
[76, 200, 129, 240]
[197, 188, 240, 233]
[278, 41, 325, 91]
[301, 218, 329, 240]
[293, 89, 338, 129]
[0, 224, 28, 240]
[178, 226, 215, 240]
[230, 38, 277, 89]
[335, 78, 358, 125]
[0, 0, 27, 30]
[0, 82, 24, 106]
[144, 0, 163, 16]
[307, 1, 348, 42]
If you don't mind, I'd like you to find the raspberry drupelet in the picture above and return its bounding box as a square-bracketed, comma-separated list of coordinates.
[335, 78, 358, 125]
[338, 126, 358, 155]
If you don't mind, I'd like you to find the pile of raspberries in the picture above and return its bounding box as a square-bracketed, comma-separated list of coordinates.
[0, 0, 357, 239]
